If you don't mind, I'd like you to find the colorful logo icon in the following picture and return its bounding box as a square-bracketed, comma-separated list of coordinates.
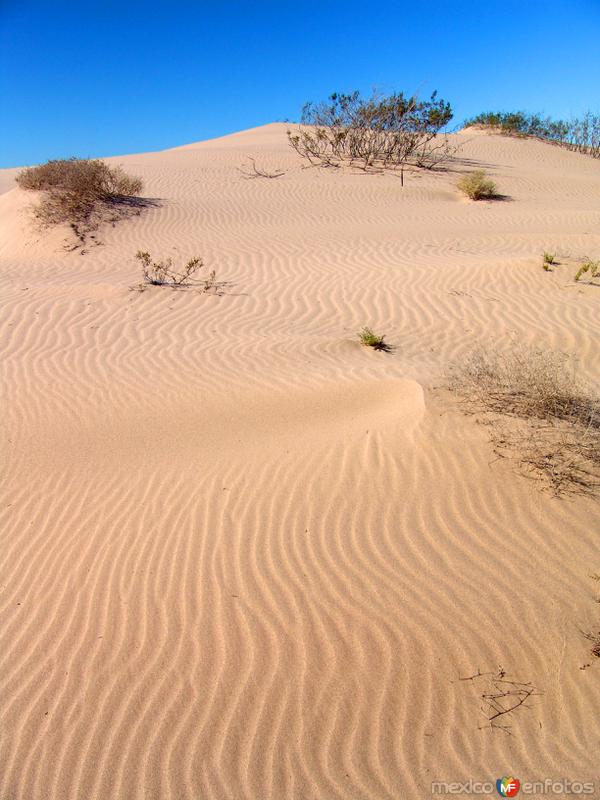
[496, 776, 520, 797]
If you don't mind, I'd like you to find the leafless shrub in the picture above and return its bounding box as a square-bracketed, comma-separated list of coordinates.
[135, 250, 223, 294]
[449, 348, 600, 495]
[238, 157, 285, 179]
[16, 158, 146, 246]
[287, 90, 457, 180]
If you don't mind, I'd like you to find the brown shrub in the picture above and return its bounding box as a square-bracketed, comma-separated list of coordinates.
[16, 157, 144, 245]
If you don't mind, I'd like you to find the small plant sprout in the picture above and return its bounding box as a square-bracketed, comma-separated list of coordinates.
[543, 252, 556, 269]
[135, 250, 213, 289]
[358, 327, 387, 350]
[457, 170, 499, 200]
[574, 260, 599, 282]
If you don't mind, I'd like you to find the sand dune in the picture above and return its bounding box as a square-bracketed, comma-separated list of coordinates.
[1, 124, 599, 799]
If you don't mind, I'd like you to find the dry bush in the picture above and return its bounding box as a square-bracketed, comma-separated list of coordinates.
[287, 90, 456, 179]
[135, 250, 219, 292]
[457, 170, 498, 200]
[449, 348, 600, 495]
[16, 157, 145, 245]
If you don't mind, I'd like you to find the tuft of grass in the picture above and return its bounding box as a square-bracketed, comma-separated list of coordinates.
[543, 251, 556, 267]
[449, 347, 600, 495]
[358, 326, 386, 350]
[457, 170, 498, 200]
[16, 157, 145, 246]
[574, 260, 599, 282]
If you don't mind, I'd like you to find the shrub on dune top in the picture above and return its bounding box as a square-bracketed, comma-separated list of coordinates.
[287, 89, 456, 178]
[464, 110, 600, 158]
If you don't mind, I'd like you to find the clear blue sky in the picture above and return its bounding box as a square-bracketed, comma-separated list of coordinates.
[1, 0, 599, 167]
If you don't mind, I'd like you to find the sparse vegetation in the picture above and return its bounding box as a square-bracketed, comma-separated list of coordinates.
[287, 90, 455, 179]
[457, 170, 498, 200]
[358, 327, 387, 350]
[16, 157, 146, 245]
[449, 348, 600, 495]
[465, 110, 600, 159]
[543, 252, 556, 266]
[580, 574, 600, 670]
[136, 250, 217, 291]
[574, 260, 599, 283]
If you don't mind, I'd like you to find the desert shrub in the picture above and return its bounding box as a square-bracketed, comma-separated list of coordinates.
[543, 252, 556, 265]
[465, 110, 600, 158]
[135, 250, 217, 291]
[457, 170, 498, 200]
[357, 326, 387, 350]
[574, 260, 599, 282]
[449, 348, 600, 495]
[287, 90, 455, 177]
[16, 157, 144, 244]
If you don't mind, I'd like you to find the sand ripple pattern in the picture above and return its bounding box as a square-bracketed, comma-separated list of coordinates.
[1, 124, 599, 799]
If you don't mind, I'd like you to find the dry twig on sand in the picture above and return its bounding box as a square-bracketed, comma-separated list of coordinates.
[238, 157, 285, 179]
[459, 667, 542, 735]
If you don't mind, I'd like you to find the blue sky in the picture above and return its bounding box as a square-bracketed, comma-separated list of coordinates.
[1, 0, 599, 167]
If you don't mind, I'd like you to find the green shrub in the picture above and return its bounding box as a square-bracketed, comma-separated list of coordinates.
[358, 326, 386, 350]
[457, 170, 498, 200]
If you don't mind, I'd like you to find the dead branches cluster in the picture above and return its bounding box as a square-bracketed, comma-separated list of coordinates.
[459, 667, 542, 734]
[238, 157, 285, 179]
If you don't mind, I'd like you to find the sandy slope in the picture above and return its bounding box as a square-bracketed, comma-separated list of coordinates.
[1, 124, 599, 800]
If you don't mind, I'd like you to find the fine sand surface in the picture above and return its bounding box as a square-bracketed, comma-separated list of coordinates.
[1, 124, 599, 799]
